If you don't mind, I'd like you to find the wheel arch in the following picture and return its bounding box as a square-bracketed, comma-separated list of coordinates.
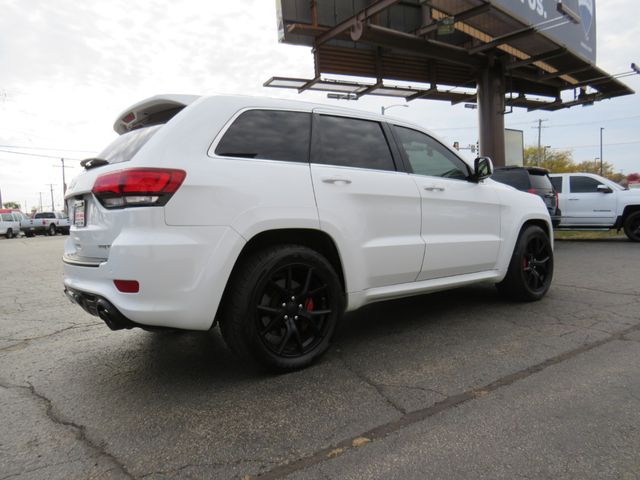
[228, 228, 345, 291]
[622, 204, 640, 221]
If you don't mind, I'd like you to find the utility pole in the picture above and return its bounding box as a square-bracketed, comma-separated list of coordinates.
[53, 158, 74, 213]
[599, 127, 604, 176]
[46, 184, 55, 211]
[38, 192, 43, 212]
[535, 119, 548, 166]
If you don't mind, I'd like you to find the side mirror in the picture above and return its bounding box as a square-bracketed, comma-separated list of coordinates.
[597, 184, 613, 194]
[472, 156, 493, 182]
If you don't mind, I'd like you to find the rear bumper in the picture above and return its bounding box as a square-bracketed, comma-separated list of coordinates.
[63, 225, 245, 330]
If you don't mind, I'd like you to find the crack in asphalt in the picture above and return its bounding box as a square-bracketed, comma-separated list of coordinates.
[255, 321, 640, 480]
[138, 457, 276, 479]
[555, 283, 640, 297]
[0, 323, 102, 354]
[335, 347, 407, 415]
[0, 380, 135, 480]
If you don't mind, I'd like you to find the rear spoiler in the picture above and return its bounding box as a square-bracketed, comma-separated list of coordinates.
[113, 94, 200, 134]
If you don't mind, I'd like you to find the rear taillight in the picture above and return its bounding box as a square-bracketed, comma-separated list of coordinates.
[114, 280, 139, 293]
[527, 188, 538, 195]
[92, 168, 186, 209]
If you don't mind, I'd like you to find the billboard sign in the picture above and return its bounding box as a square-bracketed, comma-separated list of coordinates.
[504, 129, 524, 167]
[490, 0, 596, 64]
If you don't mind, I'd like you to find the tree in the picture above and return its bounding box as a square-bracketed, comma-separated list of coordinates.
[523, 147, 574, 172]
[522, 146, 626, 185]
[2, 201, 20, 210]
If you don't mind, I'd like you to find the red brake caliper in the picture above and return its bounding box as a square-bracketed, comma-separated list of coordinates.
[304, 297, 314, 312]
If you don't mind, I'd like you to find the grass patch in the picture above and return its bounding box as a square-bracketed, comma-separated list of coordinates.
[554, 229, 625, 241]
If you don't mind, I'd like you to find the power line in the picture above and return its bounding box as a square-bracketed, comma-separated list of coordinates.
[0, 149, 83, 160]
[0, 144, 96, 154]
[549, 140, 640, 150]
[431, 113, 640, 132]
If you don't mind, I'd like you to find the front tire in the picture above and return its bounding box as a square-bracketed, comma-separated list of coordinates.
[5, 229, 13, 239]
[497, 225, 554, 302]
[623, 212, 640, 242]
[219, 245, 344, 372]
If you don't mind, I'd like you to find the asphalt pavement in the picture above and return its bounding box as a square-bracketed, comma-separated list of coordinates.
[1, 235, 639, 479]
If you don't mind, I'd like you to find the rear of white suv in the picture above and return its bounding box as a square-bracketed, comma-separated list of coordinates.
[64, 94, 553, 371]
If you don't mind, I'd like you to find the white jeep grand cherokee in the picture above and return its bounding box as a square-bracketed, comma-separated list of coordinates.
[63, 94, 553, 371]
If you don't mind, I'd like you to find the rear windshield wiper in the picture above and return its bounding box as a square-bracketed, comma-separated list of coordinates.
[81, 158, 109, 170]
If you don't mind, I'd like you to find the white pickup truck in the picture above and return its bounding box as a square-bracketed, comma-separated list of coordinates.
[23, 211, 71, 236]
[549, 173, 640, 241]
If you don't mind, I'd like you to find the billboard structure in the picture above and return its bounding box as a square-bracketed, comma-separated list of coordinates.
[266, 0, 636, 166]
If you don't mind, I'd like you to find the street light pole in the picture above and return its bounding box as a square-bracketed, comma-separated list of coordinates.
[381, 104, 408, 115]
[599, 127, 604, 176]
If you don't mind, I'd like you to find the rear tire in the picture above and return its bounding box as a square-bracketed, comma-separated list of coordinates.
[623, 212, 640, 242]
[47, 224, 57, 236]
[5, 229, 13, 239]
[496, 225, 553, 302]
[219, 245, 344, 372]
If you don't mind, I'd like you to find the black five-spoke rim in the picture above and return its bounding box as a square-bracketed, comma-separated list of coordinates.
[521, 235, 552, 292]
[255, 264, 332, 358]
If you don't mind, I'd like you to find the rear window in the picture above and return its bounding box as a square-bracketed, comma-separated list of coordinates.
[214, 110, 311, 162]
[98, 125, 161, 165]
[34, 212, 55, 219]
[529, 172, 553, 190]
[1, 213, 13, 221]
[491, 169, 529, 190]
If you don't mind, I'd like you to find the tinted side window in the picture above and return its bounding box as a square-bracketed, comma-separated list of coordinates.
[570, 176, 602, 193]
[215, 110, 310, 163]
[315, 115, 395, 171]
[491, 169, 529, 190]
[1, 213, 12, 221]
[394, 126, 469, 180]
[550, 176, 563, 193]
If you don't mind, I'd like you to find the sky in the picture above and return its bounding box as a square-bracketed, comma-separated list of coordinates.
[0, 0, 638, 212]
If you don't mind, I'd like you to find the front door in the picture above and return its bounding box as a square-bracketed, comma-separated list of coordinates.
[391, 125, 502, 280]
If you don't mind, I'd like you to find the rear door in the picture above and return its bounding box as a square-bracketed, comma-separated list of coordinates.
[310, 112, 424, 290]
[391, 125, 502, 280]
[564, 175, 617, 225]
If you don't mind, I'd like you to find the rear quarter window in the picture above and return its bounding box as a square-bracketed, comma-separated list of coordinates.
[214, 110, 311, 163]
[491, 169, 529, 190]
[550, 177, 563, 193]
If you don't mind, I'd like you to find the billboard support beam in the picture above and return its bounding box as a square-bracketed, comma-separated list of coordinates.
[477, 62, 506, 167]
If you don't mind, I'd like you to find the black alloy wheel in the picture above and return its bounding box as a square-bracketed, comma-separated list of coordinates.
[624, 212, 640, 242]
[521, 234, 553, 294]
[255, 263, 333, 358]
[219, 245, 344, 372]
[497, 225, 554, 301]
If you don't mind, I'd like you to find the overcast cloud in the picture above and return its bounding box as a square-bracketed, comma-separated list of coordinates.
[0, 0, 638, 211]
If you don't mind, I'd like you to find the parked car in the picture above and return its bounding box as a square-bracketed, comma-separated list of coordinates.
[549, 173, 640, 241]
[491, 166, 561, 227]
[0, 211, 20, 238]
[63, 94, 554, 371]
[23, 211, 70, 236]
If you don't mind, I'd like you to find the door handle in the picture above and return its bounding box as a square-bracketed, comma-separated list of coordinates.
[322, 177, 352, 185]
[568, 198, 579, 201]
[424, 186, 445, 192]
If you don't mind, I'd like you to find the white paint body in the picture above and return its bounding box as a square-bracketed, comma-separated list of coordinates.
[550, 173, 640, 227]
[63, 95, 551, 330]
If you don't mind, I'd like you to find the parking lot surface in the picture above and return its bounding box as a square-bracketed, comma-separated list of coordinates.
[1, 236, 639, 479]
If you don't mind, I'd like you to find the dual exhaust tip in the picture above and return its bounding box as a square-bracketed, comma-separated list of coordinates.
[64, 288, 134, 331]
